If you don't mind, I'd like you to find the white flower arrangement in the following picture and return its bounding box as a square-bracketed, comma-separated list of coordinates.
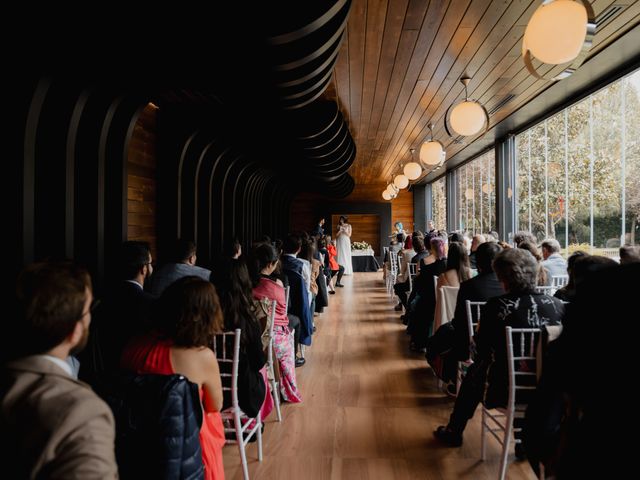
[352, 241, 371, 251]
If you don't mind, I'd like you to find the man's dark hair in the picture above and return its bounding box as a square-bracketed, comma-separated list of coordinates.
[174, 239, 196, 263]
[16, 262, 91, 355]
[120, 241, 151, 280]
[449, 232, 464, 244]
[476, 242, 503, 273]
[412, 236, 425, 253]
[222, 238, 242, 258]
[283, 234, 302, 254]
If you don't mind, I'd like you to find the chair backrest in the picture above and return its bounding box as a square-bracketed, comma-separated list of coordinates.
[551, 274, 569, 287]
[389, 250, 399, 274]
[505, 327, 541, 410]
[266, 300, 277, 365]
[284, 285, 290, 315]
[465, 300, 486, 342]
[211, 329, 241, 409]
[535, 285, 557, 296]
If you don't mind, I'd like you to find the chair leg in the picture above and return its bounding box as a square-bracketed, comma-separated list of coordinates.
[271, 379, 282, 422]
[480, 407, 487, 461]
[257, 418, 263, 462]
[498, 412, 514, 480]
[235, 412, 249, 480]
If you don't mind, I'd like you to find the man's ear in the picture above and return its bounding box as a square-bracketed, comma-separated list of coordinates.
[68, 320, 84, 347]
[188, 254, 197, 265]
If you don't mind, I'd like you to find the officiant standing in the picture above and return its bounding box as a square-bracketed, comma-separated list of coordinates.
[336, 216, 353, 275]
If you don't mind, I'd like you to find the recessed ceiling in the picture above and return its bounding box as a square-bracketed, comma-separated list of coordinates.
[324, 0, 640, 186]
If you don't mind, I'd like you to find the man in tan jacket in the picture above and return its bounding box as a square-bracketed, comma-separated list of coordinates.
[1, 262, 118, 479]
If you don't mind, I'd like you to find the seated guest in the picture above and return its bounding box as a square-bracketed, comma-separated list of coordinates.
[468, 234, 486, 270]
[541, 239, 567, 285]
[97, 241, 155, 373]
[148, 239, 211, 297]
[450, 242, 505, 361]
[523, 262, 639, 477]
[434, 249, 564, 452]
[518, 241, 548, 286]
[553, 250, 588, 302]
[437, 242, 471, 288]
[411, 235, 429, 265]
[619, 244, 640, 264]
[513, 231, 537, 247]
[281, 234, 312, 365]
[2, 262, 117, 478]
[121, 277, 225, 480]
[211, 258, 271, 420]
[449, 232, 465, 244]
[251, 243, 303, 403]
[223, 237, 242, 260]
[405, 237, 448, 350]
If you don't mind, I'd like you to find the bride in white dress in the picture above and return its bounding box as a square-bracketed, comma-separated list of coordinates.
[336, 216, 353, 275]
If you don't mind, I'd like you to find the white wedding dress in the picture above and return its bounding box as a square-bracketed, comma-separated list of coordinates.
[336, 223, 353, 275]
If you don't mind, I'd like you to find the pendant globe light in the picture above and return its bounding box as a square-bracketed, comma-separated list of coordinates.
[403, 148, 423, 180]
[445, 77, 489, 137]
[394, 170, 409, 190]
[420, 123, 446, 166]
[382, 190, 392, 201]
[523, 0, 596, 81]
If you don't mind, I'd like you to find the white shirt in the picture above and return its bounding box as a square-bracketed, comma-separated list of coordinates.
[41, 355, 73, 376]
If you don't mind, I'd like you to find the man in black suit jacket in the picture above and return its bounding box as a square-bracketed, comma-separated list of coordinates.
[91, 241, 155, 375]
[450, 241, 505, 360]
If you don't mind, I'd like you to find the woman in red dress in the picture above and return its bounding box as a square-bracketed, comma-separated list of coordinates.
[121, 276, 226, 480]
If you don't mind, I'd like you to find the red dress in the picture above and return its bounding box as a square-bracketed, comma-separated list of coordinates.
[327, 244, 339, 271]
[121, 336, 226, 480]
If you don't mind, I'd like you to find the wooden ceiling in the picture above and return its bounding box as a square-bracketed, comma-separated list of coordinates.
[327, 0, 640, 186]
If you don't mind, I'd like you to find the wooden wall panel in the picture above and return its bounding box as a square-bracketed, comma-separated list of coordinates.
[127, 103, 157, 258]
[331, 214, 380, 253]
[391, 188, 414, 234]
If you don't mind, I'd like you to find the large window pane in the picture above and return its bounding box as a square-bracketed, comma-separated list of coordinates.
[625, 71, 640, 246]
[432, 176, 447, 232]
[515, 67, 639, 258]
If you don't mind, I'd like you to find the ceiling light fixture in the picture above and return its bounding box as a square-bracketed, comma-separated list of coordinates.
[403, 148, 423, 180]
[522, 0, 596, 81]
[420, 123, 446, 166]
[445, 77, 489, 137]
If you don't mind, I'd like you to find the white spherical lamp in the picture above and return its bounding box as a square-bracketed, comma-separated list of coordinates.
[387, 183, 398, 194]
[449, 100, 487, 137]
[403, 162, 422, 180]
[420, 140, 445, 166]
[394, 174, 409, 189]
[382, 190, 392, 201]
[524, 0, 588, 65]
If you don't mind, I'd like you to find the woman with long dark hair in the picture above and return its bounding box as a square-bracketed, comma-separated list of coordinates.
[210, 258, 272, 420]
[250, 243, 302, 403]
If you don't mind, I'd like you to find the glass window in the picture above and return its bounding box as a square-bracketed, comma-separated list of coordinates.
[431, 176, 447, 232]
[453, 149, 495, 236]
[515, 68, 639, 257]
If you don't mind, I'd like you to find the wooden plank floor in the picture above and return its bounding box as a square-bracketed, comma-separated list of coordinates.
[223, 272, 536, 479]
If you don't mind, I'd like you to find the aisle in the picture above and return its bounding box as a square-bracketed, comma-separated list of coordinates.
[223, 272, 535, 479]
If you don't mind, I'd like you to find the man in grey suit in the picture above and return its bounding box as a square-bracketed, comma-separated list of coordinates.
[1, 262, 118, 479]
[148, 239, 212, 297]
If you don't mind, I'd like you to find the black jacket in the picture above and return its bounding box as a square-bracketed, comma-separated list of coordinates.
[476, 292, 564, 409]
[450, 272, 505, 360]
[96, 373, 204, 480]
